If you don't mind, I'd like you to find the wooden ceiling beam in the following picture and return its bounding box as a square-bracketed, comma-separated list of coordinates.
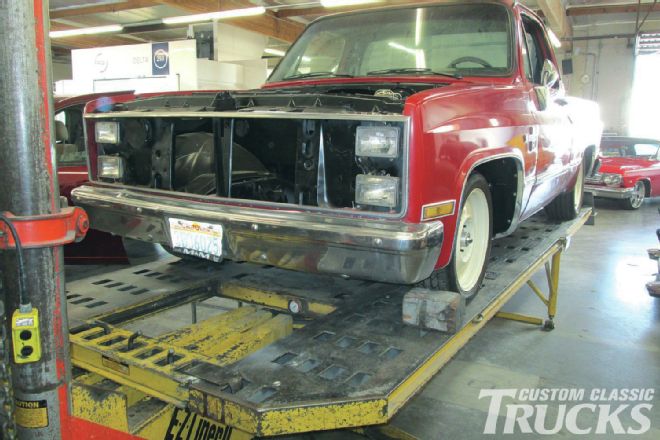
[154, 0, 305, 42]
[49, 0, 162, 19]
[274, 0, 451, 18]
[567, 3, 660, 17]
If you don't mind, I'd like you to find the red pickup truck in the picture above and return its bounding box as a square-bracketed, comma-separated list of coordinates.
[72, 1, 602, 299]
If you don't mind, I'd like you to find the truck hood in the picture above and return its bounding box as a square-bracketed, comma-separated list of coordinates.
[114, 82, 447, 116]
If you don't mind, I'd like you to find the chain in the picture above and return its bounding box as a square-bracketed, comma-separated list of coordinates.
[0, 273, 17, 439]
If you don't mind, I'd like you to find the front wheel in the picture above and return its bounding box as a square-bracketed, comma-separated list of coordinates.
[621, 181, 645, 210]
[545, 160, 584, 221]
[419, 173, 492, 300]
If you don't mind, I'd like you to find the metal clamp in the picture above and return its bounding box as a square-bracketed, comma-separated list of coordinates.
[0, 207, 89, 249]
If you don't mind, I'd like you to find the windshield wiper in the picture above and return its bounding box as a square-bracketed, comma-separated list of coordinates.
[282, 71, 354, 80]
[366, 68, 462, 79]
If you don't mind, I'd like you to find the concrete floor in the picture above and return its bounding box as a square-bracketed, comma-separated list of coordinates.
[389, 198, 660, 439]
[65, 198, 660, 439]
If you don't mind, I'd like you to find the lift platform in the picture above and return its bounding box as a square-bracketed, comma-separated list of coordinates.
[66, 209, 591, 439]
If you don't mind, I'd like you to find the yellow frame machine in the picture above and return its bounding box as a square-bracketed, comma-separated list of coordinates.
[65, 209, 591, 439]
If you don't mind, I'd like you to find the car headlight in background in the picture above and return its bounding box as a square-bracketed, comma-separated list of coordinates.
[355, 126, 399, 158]
[355, 174, 399, 208]
[95, 121, 120, 144]
[98, 155, 125, 180]
[602, 173, 622, 187]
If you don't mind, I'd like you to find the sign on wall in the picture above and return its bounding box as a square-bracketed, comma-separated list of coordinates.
[152, 42, 170, 76]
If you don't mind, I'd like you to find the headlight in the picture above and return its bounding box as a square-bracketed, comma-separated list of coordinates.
[355, 174, 399, 208]
[355, 126, 399, 158]
[95, 121, 120, 144]
[602, 173, 622, 187]
[98, 155, 125, 180]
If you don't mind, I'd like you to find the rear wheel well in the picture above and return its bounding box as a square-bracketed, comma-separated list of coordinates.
[473, 158, 521, 235]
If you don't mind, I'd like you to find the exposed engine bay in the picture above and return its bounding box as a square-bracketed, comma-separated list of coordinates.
[91, 85, 439, 214]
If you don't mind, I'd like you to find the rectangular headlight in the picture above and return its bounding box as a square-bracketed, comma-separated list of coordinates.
[355, 174, 399, 208]
[98, 155, 124, 180]
[95, 121, 120, 144]
[356, 126, 399, 158]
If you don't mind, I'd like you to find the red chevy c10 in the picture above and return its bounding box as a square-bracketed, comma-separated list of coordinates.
[72, 1, 602, 299]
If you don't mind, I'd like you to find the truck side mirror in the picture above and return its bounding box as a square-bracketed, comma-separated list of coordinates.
[540, 59, 560, 89]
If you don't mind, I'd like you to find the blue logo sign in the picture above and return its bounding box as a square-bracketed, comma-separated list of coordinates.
[152, 42, 170, 75]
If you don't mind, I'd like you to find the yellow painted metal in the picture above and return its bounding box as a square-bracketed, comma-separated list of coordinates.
[222, 282, 336, 315]
[219, 399, 388, 437]
[71, 382, 129, 432]
[158, 306, 292, 365]
[526, 280, 550, 305]
[70, 306, 292, 406]
[495, 311, 544, 325]
[548, 251, 561, 318]
[135, 404, 253, 440]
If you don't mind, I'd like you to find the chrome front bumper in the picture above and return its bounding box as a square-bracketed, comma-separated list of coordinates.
[71, 185, 443, 284]
[584, 184, 634, 200]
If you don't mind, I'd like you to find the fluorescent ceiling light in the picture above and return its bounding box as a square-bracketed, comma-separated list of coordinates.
[321, 0, 382, 7]
[548, 29, 562, 48]
[49, 24, 123, 38]
[162, 6, 266, 25]
[264, 48, 286, 57]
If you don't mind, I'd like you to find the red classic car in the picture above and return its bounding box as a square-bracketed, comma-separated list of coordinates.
[585, 136, 660, 209]
[72, 1, 602, 299]
[54, 93, 132, 263]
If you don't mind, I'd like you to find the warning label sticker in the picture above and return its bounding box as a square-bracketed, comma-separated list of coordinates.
[15, 399, 48, 428]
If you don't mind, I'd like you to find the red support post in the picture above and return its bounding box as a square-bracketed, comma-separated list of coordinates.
[0, 0, 74, 438]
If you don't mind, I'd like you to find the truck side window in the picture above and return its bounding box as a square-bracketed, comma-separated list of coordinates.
[54, 106, 86, 166]
[521, 16, 551, 86]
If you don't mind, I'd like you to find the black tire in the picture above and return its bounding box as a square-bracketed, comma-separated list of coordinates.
[545, 160, 584, 221]
[419, 173, 493, 300]
[621, 181, 646, 210]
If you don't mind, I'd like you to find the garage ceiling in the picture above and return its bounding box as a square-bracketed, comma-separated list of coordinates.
[48, 0, 660, 57]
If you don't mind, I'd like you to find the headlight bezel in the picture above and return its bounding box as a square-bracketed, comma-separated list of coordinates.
[355, 174, 400, 209]
[95, 121, 120, 144]
[602, 173, 623, 187]
[355, 125, 400, 159]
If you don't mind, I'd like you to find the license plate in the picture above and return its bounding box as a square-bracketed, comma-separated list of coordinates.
[168, 218, 223, 262]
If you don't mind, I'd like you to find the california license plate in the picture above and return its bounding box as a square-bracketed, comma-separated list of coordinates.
[168, 218, 223, 262]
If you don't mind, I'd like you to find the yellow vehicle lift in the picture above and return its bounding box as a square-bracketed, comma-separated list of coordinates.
[65, 209, 592, 439]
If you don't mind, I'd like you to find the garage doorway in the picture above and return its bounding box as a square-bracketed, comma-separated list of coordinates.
[629, 33, 660, 139]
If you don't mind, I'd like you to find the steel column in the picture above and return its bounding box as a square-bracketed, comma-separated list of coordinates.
[0, 0, 72, 438]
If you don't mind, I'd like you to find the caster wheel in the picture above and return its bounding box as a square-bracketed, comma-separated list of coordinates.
[543, 319, 555, 331]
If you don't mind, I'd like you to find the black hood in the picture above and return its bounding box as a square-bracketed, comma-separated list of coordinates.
[106, 82, 444, 115]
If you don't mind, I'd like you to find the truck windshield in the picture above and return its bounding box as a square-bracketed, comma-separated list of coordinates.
[269, 3, 513, 83]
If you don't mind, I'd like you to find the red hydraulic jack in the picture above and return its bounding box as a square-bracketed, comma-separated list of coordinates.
[0, 1, 129, 439]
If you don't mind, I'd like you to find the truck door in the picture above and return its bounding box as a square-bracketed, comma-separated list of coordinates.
[519, 13, 573, 217]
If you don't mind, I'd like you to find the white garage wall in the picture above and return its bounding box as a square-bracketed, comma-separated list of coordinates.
[561, 36, 635, 136]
